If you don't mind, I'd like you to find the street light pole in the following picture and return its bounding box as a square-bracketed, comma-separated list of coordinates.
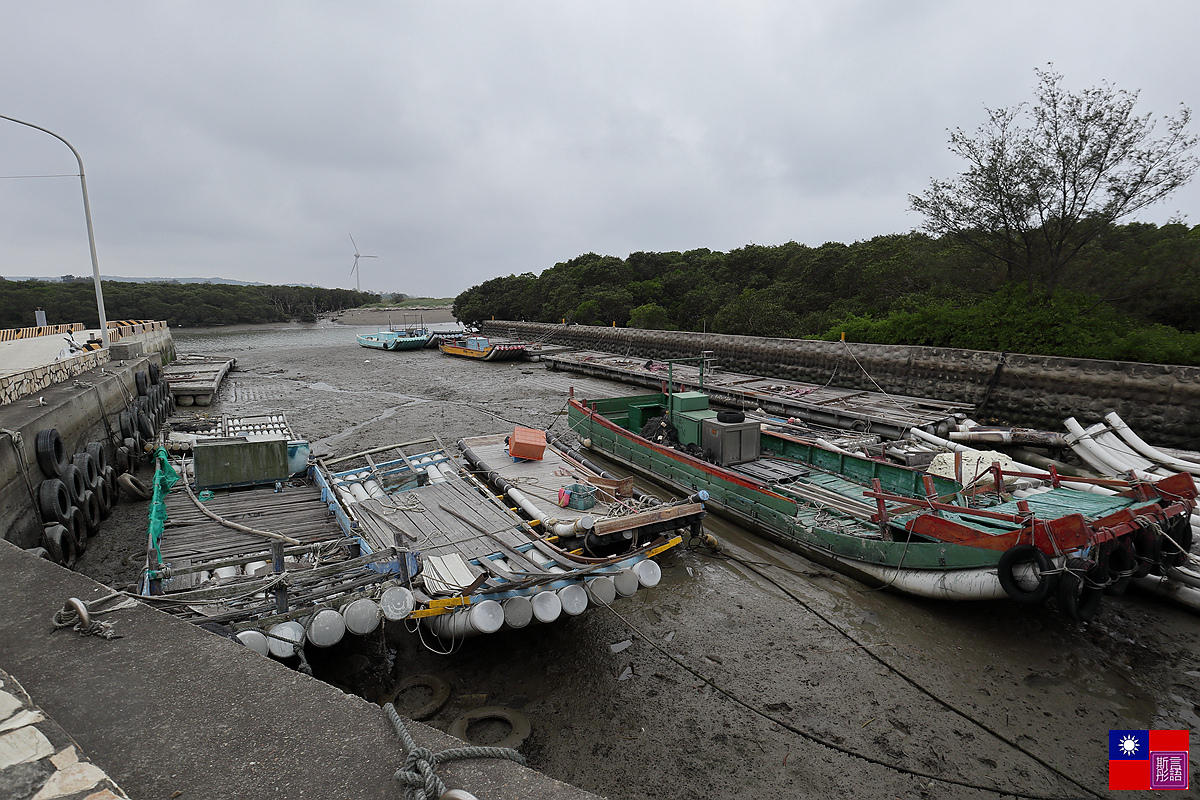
[0, 114, 110, 347]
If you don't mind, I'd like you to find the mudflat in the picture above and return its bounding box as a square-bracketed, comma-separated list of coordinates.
[80, 321, 1200, 800]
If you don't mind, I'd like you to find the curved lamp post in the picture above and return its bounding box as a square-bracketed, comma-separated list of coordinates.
[0, 114, 109, 348]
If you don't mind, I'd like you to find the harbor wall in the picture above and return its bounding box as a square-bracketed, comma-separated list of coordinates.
[0, 328, 175, 550]
[483, 321, 1200, 446]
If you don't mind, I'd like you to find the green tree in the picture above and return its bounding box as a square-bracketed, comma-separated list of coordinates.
[911, 68, 1199, 298]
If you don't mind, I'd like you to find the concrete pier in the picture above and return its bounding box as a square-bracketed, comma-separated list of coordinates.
[1, 325, 175, 550]
[0, 542, 600, 800]
[485, 320, 1200, 446]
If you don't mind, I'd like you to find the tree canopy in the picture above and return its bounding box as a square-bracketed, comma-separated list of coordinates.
[910, 68, 1199, 298]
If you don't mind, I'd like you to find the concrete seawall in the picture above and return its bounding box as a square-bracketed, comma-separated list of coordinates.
[483, 321, 1200, 445]
[1, 329, 175, 551]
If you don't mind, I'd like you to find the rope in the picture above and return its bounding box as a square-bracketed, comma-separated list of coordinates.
[697, 551, 1103, 798]
[596, 592, 1095, 800]
[384, 702, 525, 800]
[1, 428, 41, 511]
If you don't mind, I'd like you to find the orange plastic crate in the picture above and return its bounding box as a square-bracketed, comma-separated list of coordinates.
[509, 426, 546, 460]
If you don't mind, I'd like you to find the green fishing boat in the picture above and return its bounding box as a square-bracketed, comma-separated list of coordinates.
[567, 388, 1196, 618]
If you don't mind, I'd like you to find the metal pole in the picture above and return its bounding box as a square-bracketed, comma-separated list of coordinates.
[0, 114, 110, 347]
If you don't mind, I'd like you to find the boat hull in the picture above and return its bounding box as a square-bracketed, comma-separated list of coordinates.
[568, 399, 1008, 600]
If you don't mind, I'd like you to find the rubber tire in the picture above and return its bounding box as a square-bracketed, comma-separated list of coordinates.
[137, 410, 155, 440]
[135, 369, 150, 396]
[1057, 557, 1104, 622]
[996, 544, 1058, 605]
[383, 674, 452, 721]
[103, 465, 119, 506]
[41, 523, 76, 568]
[1160, 516, 1193, 569]
[86, 441, 109, 473]
[93, 475, 112, 519]
[149, 362, 161, 384]
[61, 463, 86, 506]
[119, 411, 134, 440]
[35, 428, 68, 478]
[1104, 538, 1135, 596]
[1131, 526, 1156, 579]
[38, 478, 71, 524]
[79, 489, 101, 538]
[447, 706, 531, 750]
[72, 452, 99, 486]
[114, 446, 131, 474]
[24, 547, 52, 561]
[119, 472, 153, 501]
[716, 410, 746, 424]
[64, 506, 86, 558]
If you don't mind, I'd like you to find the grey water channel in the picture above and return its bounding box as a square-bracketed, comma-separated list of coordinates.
[94, 321, 1200, 799]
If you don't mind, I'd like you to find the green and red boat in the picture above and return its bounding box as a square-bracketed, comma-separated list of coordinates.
[567, 390, 1197, 617]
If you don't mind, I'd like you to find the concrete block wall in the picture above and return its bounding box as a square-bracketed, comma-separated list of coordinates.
[485, 321, 1200, 446]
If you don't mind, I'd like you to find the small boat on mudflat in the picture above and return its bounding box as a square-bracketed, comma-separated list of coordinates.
[567, 389, 1197, 619]
[438, 335, 527, 362]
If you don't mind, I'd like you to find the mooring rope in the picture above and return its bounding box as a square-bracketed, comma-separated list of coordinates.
[383, 702, 525, 800]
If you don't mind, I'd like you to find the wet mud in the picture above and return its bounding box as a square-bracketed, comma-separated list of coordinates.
[78, 322, 1199, 799]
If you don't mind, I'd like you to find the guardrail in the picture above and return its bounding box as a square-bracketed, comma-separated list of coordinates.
[0, 322, 84, 342]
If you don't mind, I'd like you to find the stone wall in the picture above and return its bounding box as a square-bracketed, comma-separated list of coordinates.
[484, 321, 1200, 446]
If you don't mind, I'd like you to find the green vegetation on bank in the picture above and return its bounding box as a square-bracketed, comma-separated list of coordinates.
[452, 222, 1200, 365]
[0, 279, 379, 328]
[362, 295, 455, 308]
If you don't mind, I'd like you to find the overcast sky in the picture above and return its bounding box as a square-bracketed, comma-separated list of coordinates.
[2, 2, 1198, 298]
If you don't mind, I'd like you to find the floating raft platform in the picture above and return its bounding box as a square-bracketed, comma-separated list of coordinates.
[163, 354, 236, 408]
[545, 350, 970, 438]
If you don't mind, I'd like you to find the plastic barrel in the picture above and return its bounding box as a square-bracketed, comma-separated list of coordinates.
[236, 629, 270, 657]
[614, 568, 639, 597]
[531, 590, 562, 623]
[633, 559, 662, 588]
[380, 586, 415, 621]
[586, 575, 617, 606]
[342, 598, 381, 635]
[502, 596, 534, 628]
[307, 609, 347, 647]
[558, 584, 589, 616]
[267, 621, 305, 658]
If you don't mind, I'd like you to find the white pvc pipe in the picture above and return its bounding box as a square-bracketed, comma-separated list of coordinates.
[908, 427, 1116, 496]
[1088, 424, 1165, 475]
[1106, 412, 1200, 476]
[1064, 418, 1157, 481]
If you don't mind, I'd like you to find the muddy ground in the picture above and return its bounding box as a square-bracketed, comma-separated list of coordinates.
[78, 321, 1198, 799]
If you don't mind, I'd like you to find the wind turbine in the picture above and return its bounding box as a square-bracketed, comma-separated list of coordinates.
[348, 233, 377, 292]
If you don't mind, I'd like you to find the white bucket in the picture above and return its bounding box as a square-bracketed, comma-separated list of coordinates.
[502, 596, 534, 628]
[531, 590, 562, 623]
[614, 568, 639, 597]
[236, 629, 269, 656]
[586, 575, 617, 606]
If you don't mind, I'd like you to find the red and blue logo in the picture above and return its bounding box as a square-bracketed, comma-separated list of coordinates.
[1109, 729, 1190, 790]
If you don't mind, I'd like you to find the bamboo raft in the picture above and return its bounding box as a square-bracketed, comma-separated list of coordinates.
[163, 354, 236, 407]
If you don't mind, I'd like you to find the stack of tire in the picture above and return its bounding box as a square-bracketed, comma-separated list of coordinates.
[117, 364, 173, 457]
[35, 429, 120, 568]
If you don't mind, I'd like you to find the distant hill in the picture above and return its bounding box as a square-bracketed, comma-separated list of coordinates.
[2, 275, 320, 287]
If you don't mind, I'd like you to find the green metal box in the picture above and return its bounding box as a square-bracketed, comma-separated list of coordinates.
[671, 392, 710, 412]
[675, 410, 717, 446]
[194, 438, 289, 490]
[628, 402, 666, 432]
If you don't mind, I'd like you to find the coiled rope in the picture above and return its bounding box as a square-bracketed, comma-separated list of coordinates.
[383, 702, 525, 800]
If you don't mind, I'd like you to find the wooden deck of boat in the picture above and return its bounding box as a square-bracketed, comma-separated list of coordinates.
[351, 475, 530, 562]
[547, 349, 969, 434]
[160, 481, 344, 565]
[460, 434, 626, 520]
